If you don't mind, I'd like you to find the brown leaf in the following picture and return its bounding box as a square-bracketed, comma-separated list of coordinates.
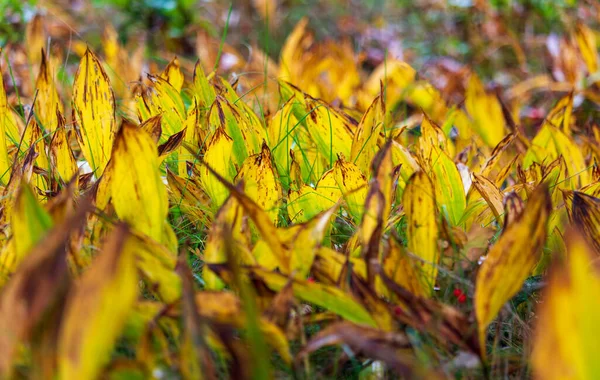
[158, 128, 186, 157]
[0, 198, 92, 376]
[296, 321, 416, 377]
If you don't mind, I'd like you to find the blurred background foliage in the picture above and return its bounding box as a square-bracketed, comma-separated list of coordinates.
[0, 0, 597, 104]
[0, 0, 588, 60]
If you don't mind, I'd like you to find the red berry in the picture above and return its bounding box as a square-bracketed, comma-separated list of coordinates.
[458, 293, 467, 303]
[453, 288, 463, 297]
[307, 277, 315, 283]
[393, 306, 404, 316]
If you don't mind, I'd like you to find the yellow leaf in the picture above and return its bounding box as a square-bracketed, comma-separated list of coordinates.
[58, 224, 138, 380]
[166, 170, 211, 227]
[532, 230, 600, 379]
[361, 59, 416, 109]
[384, 237, 430, 297]
[139, 114, 162, 144]
[267, 98, 298, 189]
[203, 195, 250, 290]
[201, 162, 288, 269]
[130, 233, 181, 303]
[137, 74, 185, 138]
[402, 171, 439, 297]
[110, 122, 168, 242]
[547, 93, 574, 133]
[234, 142, 282, 225]
[479, 133, 516, 178]
[253, 204, 338, 276]
[333, 157, 367, 223]
[418, 114, 453, 168]
[193, 291, 291, 364]
[279, 17, 310, 81]
[351, 93, 385, 174]
[25, 14, 45, 71]
[72, 48, 116, 175]
[192, 60, 216, 109]
[0, 52, 13, 183]
[360, 141, 398, 249]
[472, 174, 504, 224]
[208, 96, 265, 168]
[391, 140, 419, 196]
[49, 110, 78, 183]
[33, 52, 63, 133]
[465, 73, 506, 147]
[304, 97, 354, 167]
[288, 205, 338, 277]
[199, 127, 236, 208]
[524, 123, 589, 188]
[475, 184, 551, 356]
[288, 185, 328, 224]
[574, 23, 598, 74]
[2, 183, 53, 276]
[160, 56, 184, 92]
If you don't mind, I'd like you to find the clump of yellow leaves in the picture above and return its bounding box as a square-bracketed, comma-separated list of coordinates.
[0, 13, 599, 380]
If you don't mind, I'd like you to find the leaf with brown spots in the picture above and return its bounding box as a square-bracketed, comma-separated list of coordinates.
[303, 97, 354, 167]
[49, 109, 78, 184]
[402, 171, 439, 297]
[234, 142, 282, 225]
[158, 128, 186, 157]
[110, 121, 168, 243]
[351, 92, 385, 175]
[333, 156, 367, 223]
[572, 191, 600, 254]
[472, 174, 504, 223]
[138, 114, 162, 144]
[137, 74, 186, 138]
[72, 48, 116, 175]
[34, 49, 63, 133]
[475, 183, 551, 357]
[199, 127, 236, 208]
[160, 56, 184, 92]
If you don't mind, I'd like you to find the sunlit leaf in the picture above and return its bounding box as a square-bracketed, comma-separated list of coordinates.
[110, 121, 169, 243]
[72, 48, 116, 175]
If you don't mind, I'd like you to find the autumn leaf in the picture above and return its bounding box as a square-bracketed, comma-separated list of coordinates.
[402, 171, 439, 297]
[58, 224, 138, 380]
[110, 121, 169, 243]
[475, 183, 551, 356]
[72, 48, 116, 175]
[532, 229, 600, 379]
